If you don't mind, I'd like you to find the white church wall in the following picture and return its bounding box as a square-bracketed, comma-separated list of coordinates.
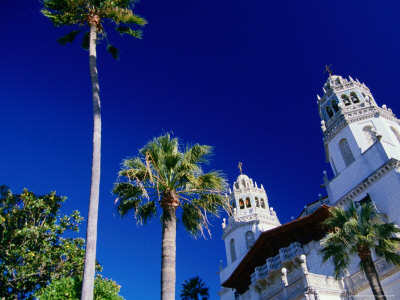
[303, 241, 336, 277]
[220, 248, 243, 281]
[349, 116, 400, 153]
[223, 224, 257, 267]
[328, 125, 361, 173]
[327, 141, 390, 204]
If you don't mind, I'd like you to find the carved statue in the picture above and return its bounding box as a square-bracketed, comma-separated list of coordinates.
[281, 268, 288, 286]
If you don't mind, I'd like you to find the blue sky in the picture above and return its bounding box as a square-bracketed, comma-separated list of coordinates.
[2, 0, 400, 299]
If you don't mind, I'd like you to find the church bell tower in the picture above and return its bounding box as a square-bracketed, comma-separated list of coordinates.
[218, 166, 280, 299]
[317, 73, 400, 211]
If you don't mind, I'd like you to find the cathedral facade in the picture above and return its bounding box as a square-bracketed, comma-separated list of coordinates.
[218, 75, 400, 299]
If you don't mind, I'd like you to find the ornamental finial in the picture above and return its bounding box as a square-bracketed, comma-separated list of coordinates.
[324, 64, 333, 77]
[238, 162, 243, 174]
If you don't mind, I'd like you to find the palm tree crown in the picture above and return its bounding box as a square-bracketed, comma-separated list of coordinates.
[113, 133, 229, 300]
[320, 201, 400, 299]
[41, 0, 146, 57]
[180, 276, 209, 300]
[113, 133, 229, 236]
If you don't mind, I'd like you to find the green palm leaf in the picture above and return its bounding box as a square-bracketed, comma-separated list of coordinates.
[320, 201, 400, 298]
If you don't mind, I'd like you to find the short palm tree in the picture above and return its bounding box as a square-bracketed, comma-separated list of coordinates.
[41, 1, 146, 299]
[113, 133, 229, 300]
[320, 201, 400, 300]
[180, 276, 209, 300]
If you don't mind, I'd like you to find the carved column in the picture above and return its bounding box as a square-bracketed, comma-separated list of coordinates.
[300, 255, 312, 299]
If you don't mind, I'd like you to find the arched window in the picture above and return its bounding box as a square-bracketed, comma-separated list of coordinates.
[260, 198, 266, 209]
[245, 231, 255, 250]
[245, 197, 251, 208]
[339, 138, 355, 167]
[239, 199, 244, 209]
[341, 94, 351, 106]
[230, 239, 236, 262]
[350, 92, 360, 103]
[331, 99, 339, 112]
[391, 127, 400, 144]
[255, 197, 260, 207]
[326, 106, 333, 118]
[363, 126, 376, 146]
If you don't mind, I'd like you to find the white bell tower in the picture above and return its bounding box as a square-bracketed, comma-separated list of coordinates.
[219, 167, 280, 300]
[317, 74, 400, 221]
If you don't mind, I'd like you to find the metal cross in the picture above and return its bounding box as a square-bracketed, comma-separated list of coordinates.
[324, 64, 333, 77]
[238, 162, 243, 174]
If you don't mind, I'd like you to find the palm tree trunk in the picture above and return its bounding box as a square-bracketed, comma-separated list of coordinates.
[81, 22, 102, 300]
[161, 205, 177, 300]
[360, 255, 386, 300]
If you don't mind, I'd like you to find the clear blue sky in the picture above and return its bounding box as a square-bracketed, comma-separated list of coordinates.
[1, 0, 400, 299]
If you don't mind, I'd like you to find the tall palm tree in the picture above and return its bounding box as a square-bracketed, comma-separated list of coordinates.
[180, 277, 209, 300]
[113, 133, 229, 300]
[320, 201, 400, 300]
[41, 1, 146, 299]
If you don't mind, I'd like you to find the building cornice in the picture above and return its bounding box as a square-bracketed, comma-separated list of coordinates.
[323, 106, 399, 143]
[232, 186, 266, 196]
[222, 214, 280, 239]
[334, 158, 400, 207]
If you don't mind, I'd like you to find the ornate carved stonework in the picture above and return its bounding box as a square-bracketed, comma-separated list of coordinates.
[222, 214, 280, 238]
[323, 105, 399, 143]
[319, 77, 371, 105]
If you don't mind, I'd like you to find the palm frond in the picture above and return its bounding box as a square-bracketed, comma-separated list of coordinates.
[181, 203, 202, 237]
[103, 7, 147, 26]
[116, 26, 143, 38]
[320, 200, 400, 280]
[113, 182, 142, 216]
[81, 31, 90, 49]
[41, 0, 88, 26]
[57, 30, 81, 45]
[136, 201, 156, 224]
[107, 44, 120, 59]
[181, 144, 213, 169]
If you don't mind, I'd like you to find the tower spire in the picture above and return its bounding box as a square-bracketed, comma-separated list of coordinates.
[324, 64, 333, 77]
[238, 162, 243, 174]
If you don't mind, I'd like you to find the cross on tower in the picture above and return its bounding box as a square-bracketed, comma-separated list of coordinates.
[238, 162, 243, 174]
[324, 64, 333, 77]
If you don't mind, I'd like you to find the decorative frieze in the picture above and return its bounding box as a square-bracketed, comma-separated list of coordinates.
[323, 105, 399, 143]
[222, 214, 280, 238]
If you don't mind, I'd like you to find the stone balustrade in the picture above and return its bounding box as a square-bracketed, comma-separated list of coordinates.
[251, 242, 303, 283]
[256, 270, 343, 300]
